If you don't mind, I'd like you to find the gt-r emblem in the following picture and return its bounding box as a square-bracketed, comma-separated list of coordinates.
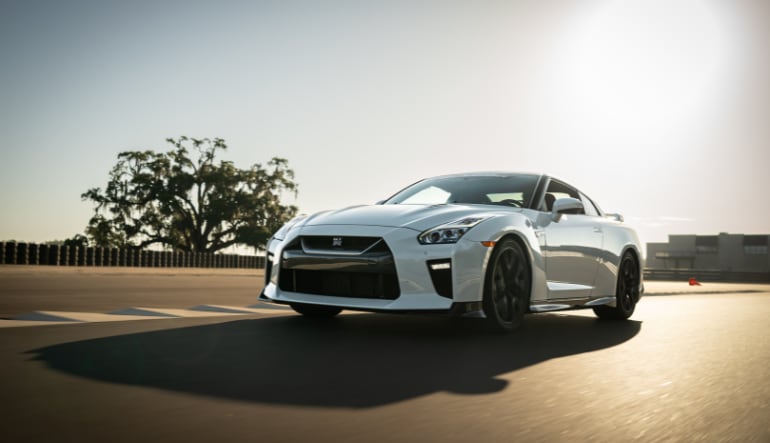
[332, 237, 343, 247]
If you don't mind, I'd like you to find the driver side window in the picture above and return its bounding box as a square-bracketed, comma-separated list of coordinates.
[580, 192, 600, 216]
[541, 180, 584, 214]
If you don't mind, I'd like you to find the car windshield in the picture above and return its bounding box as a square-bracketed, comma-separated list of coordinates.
[384, 174, 540, 208]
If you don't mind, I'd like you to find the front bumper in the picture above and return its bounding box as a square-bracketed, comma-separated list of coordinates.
[261, 225, 491, 311]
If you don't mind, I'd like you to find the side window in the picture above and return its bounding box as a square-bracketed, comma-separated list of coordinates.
[542, 180, 584, 214]
[580, 192, 599, 216]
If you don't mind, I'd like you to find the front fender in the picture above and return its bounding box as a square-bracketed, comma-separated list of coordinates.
[464, 214, 548, 303]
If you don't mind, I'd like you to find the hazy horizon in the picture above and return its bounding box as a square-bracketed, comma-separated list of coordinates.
[1, 0, 768, 249]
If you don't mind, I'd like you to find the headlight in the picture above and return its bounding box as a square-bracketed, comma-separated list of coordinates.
[272, 215, 308, 241]
[418, 216, 489, 245]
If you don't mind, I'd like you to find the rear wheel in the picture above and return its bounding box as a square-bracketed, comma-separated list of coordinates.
[594, 252, 639, 320]
[482, 238, 531, 333]
[290, 303, 342, 318]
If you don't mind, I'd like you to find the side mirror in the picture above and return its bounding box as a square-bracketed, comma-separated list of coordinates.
[551, 197, 584, 222]
[605, 213, 624, 222]
[375, 200, 385, 205]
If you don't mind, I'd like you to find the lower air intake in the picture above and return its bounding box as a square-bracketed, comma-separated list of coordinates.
[280, 269, 400, 300]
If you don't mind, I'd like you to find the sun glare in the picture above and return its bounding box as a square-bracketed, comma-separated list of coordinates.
[545, 0, 733, 143]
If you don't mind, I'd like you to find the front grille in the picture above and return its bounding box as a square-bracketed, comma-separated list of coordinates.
[300, 236, 386, 253]
[278, 236, 400, 300]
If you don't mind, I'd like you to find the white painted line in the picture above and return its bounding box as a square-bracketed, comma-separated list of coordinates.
[43, 311, 168, 322]
[4, 310, 174, 326]
[109, 307, 181, 318]
[247, 303, 291, 310]
[12, 311, 82, 322]
[0, 305, 292, 328]
[0, 319, 74, 328]
[189, 305, 262, 314]
[136, 308, 220, 317]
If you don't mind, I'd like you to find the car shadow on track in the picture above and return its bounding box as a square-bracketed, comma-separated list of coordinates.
[28, 313, 641, 408]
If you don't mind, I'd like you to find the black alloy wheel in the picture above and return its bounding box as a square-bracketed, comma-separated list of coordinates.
[482, 238, 531, 333]
[594, 252, 639, 320]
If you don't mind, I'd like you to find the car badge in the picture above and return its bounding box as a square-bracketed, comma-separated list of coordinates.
[332, 237, 343, 247]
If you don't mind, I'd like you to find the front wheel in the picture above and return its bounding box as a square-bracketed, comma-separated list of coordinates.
[482, 238, 531, 333]
[594, 252, 640, 320]
[290, 303, 342, 318]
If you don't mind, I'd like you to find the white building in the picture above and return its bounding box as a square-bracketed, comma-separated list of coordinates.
[646, 233, 770, 281]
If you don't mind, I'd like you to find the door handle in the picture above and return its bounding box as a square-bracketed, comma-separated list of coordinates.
[593, 226, 602, 233]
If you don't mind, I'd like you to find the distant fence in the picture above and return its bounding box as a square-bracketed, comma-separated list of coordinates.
[0, 242, 265, 269]
[644, 268, 770, 283]
[5, 242, 768, 279]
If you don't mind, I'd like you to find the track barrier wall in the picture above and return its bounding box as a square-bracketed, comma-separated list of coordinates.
[644, 268, 770, 283]
[0, 242, 265, 269]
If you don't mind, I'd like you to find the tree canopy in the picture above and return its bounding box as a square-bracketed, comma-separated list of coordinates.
[82, 137, 298, 252]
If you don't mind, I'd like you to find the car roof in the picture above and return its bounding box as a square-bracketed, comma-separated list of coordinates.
[427, 171, 545, 180]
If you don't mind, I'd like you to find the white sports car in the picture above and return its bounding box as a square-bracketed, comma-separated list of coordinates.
[260, 172, 643, 332]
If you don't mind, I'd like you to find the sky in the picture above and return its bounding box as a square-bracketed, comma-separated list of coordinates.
[1, 0, 768, 248]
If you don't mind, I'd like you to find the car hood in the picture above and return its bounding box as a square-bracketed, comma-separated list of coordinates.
[302, 204, 515, 232]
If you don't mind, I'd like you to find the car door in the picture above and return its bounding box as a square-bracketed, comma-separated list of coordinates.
[540, 180, 603, 299]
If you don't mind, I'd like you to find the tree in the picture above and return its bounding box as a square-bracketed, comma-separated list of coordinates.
[82, 137, 298, 252]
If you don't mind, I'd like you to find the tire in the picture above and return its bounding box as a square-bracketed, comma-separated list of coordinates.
[594, 252, 640, 320]
[481, 238, 531, 333]
[290, 303, 342, 318]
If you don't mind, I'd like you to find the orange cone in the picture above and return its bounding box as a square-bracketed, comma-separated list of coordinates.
[688, 277, 701, 286]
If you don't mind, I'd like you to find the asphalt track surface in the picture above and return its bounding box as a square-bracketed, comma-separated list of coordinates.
[0, 266, 265, 317]
[1, 267, 769, 442]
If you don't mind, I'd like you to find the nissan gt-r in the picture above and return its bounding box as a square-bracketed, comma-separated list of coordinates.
[259, 172, 643, 332]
